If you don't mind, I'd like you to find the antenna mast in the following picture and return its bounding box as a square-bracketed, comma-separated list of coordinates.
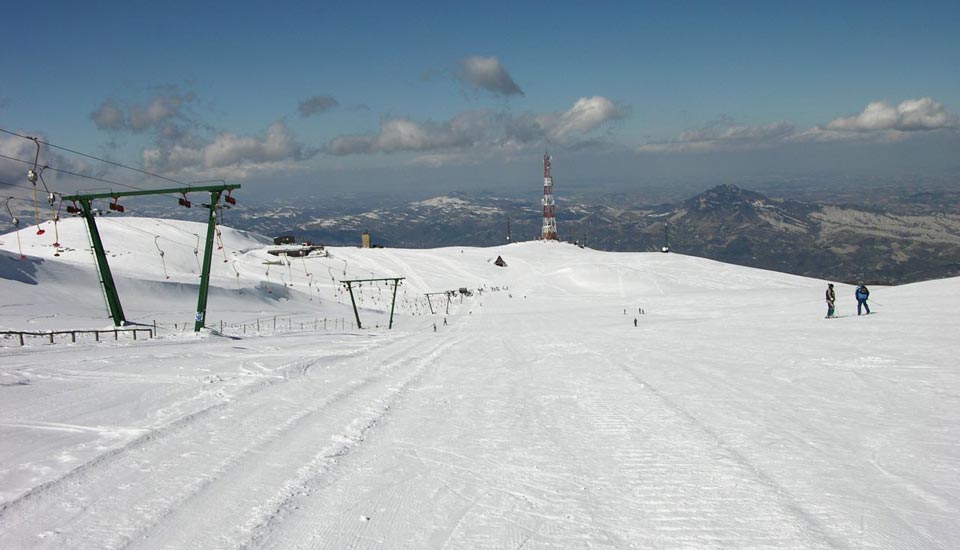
[541, 151, 558, 240]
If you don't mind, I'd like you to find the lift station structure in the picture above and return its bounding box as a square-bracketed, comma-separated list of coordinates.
[61, 183, 240, 332]
[541, 151, 558, 240]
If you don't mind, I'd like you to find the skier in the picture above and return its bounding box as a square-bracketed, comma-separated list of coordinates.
[825, 283, 836, 318]
[634, 318, 637, 327]
[855, 283, 871, 315]
[433, 323, 437, 332]
[443, 317, 447, 326]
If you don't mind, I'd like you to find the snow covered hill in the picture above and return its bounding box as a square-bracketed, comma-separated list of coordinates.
[1, 217, 958, 548]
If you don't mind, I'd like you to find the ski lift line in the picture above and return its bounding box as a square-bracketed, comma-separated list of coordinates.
[0, 127, 192, 188]
[193, 233, 201, 272]
[0, 152, 165, 197]
[36, 169, 63, 249]
[0, 174, 57, 194]
[214, 225, 229, 263]
[97, 217, 196, 250]
[154, 236, 170, 279]
[3, 197, 25, 259]
[25, 139, 45, 235]
[0, 194, 46, 206]
[152, 217, 214, 240]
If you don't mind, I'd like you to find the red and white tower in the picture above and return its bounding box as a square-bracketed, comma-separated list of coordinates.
[541, 151, 558, 240]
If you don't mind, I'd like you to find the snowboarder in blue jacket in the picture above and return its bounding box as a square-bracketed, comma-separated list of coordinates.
[855, 284, 870, 315]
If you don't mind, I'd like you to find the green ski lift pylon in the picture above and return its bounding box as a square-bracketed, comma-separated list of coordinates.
[341, 277, 405, 329]
[61, 183, 240, 330]
[193, 189, 225, 331]
[77, 197, 126, 326]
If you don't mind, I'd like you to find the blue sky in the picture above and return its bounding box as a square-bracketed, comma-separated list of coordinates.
[2, 1, 959, 200]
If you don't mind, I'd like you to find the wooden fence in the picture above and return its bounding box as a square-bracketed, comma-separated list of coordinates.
[0, 328, 153, 346]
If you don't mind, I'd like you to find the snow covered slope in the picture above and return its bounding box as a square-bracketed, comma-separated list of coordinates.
[1, 217, 958, 548]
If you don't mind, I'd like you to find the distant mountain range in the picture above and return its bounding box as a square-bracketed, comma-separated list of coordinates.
[122, 184, 960, 285]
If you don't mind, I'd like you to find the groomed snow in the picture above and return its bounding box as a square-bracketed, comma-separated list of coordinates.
[1, 217, 958, 549]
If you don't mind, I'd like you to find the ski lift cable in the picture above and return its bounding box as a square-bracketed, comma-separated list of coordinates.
[0, 174, 58, 194]
[0, 132, 205, 203]
[0, 127, 191, 188]
[0, 152, 114, 193]
[0, 152, 157, 196]
[98, 217, 195, 250]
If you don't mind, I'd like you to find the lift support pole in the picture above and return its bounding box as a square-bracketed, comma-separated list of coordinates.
[194, 190, 222, 331]
[78, 198, 125, 326]
[341, 277, 405, 330]
[62, 184, 240, 332]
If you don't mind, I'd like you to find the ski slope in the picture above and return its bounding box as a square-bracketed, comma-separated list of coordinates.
[1, 217, 959, 549]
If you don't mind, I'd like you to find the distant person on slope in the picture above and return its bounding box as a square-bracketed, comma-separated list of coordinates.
[855, 283, 871, 315]
[825, 283, 836, 318]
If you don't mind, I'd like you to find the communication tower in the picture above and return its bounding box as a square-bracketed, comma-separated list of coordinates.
[541, 151, 558, 240]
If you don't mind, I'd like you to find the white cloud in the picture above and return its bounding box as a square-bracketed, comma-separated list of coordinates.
[90, 91, 196, 137]
[638, 120, 796, 153]
[551, 96, 629, 138]
[638, 97, 959, 153]
[824, 98, 959, 133]
[328, 96, 627, 158]
[457, 56, 524, 96]
[298, 95, 339, 117]
[330, 112, 496, 155]
[141, 122, 315, 180]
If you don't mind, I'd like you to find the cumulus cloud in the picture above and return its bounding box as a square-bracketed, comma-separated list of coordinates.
[825, 98, 959, 133]
[329, 112, 493, 155]
[90, 91, 196, 141]
[141, 122, 316, 179]
[328, 96, 626, 158]
[298, 95, 339, 117]
[551, 96, 629, 138]
[87, 89, 318, 180]
[457, 56, 524, 96]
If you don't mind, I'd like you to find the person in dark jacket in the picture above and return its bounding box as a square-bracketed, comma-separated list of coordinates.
[855, 283, 871, 315]
[825, 283, 836, 318]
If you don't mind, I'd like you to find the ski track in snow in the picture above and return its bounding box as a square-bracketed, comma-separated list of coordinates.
[2, 218, 960, 548]
[0, 331, 453, 549]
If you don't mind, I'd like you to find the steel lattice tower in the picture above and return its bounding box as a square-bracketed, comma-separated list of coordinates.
[541, 152, 558, 240]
